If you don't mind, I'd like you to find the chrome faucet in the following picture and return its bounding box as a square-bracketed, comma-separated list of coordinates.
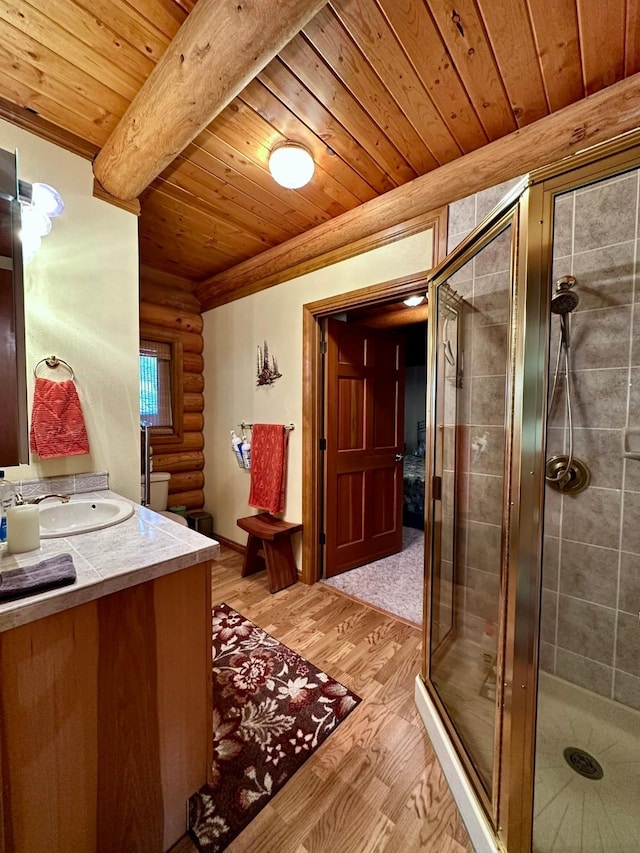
[15, 493, 70, 506]
[141, 423, 152, 507]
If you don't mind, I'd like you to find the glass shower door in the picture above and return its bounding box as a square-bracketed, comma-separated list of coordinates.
[427, 215, 516, 814]
[422, 133, 640, 853]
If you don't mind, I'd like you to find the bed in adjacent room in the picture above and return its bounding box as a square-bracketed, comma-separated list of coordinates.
[403, 420, 426, 529]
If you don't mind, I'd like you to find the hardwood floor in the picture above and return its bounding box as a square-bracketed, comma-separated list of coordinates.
[169, 547, 473, 853]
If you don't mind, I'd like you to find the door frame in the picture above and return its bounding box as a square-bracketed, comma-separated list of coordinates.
[300, 208, 448, 585]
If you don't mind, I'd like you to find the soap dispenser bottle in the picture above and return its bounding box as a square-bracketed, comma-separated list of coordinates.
[0, 471, 16, 543]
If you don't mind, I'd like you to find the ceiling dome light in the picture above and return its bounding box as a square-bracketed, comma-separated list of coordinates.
[403, 295, 425, 307]
[268, 143, 315, 189]
[19, 181, 64, 262]
[32, 182, 64, 218]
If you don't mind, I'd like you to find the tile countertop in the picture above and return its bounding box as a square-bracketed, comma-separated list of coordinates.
[0, 490, 219, 633]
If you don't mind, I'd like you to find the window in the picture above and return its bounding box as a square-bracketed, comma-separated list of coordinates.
[140, 339, 172, 428]
[139, 331, 183, 442]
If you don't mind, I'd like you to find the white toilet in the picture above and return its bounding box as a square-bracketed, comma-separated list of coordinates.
[141, 471, 189, 526]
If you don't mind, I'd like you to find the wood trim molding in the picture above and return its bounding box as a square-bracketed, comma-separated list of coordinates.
[436, 204, 449, 261]
[0, 96, 98, 162]
[197, 72, 640, 310]
[0, 100, 140, 220]
[212, 533, 245, 554]
[199, 207, 447, 310]
[301, 306, 322, 586]
[93, 180, 141, 216]
[305, 270, 432, 317]
[140, 325, 184, 446]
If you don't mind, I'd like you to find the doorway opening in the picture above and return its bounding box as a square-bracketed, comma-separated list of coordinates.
[320, 307, 427, 625]
[301, 271, 432, 625]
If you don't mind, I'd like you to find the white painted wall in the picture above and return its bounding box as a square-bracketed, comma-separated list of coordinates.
[202, 228, 434, 560]
[0, 119, 140, 501]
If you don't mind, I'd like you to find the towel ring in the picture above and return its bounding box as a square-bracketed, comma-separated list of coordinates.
[33, 356, 75, 380]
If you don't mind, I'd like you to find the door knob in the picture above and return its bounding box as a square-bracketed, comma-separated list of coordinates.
[395, 453, 404, 462]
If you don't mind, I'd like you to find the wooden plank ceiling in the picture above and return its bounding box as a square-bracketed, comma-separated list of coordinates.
[0, 0, 638, 305]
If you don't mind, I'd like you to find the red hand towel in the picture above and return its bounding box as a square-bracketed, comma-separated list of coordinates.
[248, 424, 288, 515]
[30, 377, 90, 460]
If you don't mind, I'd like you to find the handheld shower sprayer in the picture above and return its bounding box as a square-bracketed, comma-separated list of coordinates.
[551, 275, 579, 349]
[545, 275, 590, 494]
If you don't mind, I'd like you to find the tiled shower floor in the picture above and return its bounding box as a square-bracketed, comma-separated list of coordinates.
[432, 639, 640, 851]
[534, 672, 640, 852]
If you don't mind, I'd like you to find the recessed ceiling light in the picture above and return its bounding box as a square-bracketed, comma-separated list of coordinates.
[403, 295, 425, 307]
[268, 143, 315, 189]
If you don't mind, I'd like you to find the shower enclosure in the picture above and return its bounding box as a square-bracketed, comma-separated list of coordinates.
[419, 134, 640, 852]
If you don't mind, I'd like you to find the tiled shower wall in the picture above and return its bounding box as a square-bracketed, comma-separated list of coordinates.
[541, 169, 640, 711]
[447, 170, 640, 711]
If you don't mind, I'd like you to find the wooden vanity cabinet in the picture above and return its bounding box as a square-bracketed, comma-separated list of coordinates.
[0, 561, 213, 853]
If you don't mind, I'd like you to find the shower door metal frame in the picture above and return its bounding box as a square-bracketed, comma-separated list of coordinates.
[423, 182, 531, 837]
[423, 130, 640, 853]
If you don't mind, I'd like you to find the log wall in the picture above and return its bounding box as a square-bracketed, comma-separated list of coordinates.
[139, 265, 205, 510]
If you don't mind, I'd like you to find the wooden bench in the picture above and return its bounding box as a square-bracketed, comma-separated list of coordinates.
[236, 514, 303, 593]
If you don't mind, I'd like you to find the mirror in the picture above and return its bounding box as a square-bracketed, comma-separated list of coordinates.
[0, 147, 27, 466]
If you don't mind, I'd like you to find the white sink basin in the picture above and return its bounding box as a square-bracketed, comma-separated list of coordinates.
[39, 499, 134, 538]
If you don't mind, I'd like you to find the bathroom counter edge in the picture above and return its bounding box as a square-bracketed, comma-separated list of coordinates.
[0, 489, 219, 633]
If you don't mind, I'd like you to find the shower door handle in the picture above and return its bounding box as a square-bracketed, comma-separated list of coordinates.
[432, 476, 442, 501]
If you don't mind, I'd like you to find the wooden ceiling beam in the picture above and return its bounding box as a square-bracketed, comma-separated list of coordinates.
[93, 0, 329, 200]
[195, 72, 640, 310]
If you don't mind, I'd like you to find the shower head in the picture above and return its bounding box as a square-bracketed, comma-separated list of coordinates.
[551, 275, 579, 314]
[551, 290, 579, 314]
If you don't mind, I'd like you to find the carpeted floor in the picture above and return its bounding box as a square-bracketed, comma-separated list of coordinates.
[321, 527, 425, 625]
[188, 604, 361, 852]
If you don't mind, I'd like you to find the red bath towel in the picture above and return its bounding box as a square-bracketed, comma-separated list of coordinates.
[248, 424, 289, 515]
[30, 377, 90, 460]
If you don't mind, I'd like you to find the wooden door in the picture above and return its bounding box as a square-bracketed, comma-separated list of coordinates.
[324, 318, 405, 578]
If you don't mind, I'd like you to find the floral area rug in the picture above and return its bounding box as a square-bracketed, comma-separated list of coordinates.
[188, 603, 362, 852]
